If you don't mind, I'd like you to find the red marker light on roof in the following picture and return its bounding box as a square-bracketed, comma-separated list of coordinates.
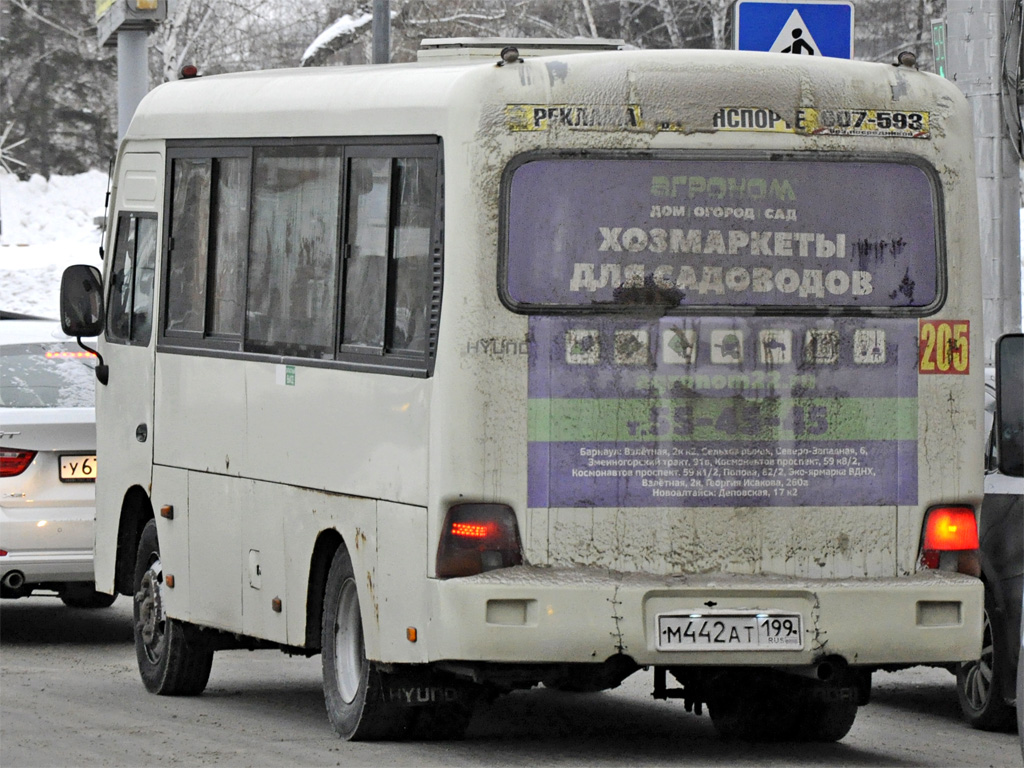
[180, 65, 199, 79]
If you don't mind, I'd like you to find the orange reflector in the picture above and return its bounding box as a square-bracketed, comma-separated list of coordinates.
[160, 505, 174, 519]
[407, 627, 417, 643]
[165, 574, 175, 588]
[271, 597, 282, 613]
[451, 522, 490, 539]
[923, 506, 978, 551]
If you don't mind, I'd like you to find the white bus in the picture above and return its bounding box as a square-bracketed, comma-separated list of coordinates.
[61, 39, 986, 742]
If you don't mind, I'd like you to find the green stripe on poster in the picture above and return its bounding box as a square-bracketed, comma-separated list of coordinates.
[528, 397, 917, 442]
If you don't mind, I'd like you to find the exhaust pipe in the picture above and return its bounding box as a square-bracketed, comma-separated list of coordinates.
[780, 655, 848, 683]
[2, 570, 25, 590]
[814, 658, 840, 682]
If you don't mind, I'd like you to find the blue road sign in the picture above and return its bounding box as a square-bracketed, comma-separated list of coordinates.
[734, 1, 855, 59]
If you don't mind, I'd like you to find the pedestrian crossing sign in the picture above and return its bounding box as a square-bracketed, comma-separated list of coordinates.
[733, 1, 854, 60]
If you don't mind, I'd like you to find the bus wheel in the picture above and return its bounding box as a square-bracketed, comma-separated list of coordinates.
[792, 696, 857, 742]
[133, 519, 213, 695]
[322, 546, 410, 740]
[956, 590, 1017, 731]
[707, 673, 800, 741]
[709, 695, 798, 741]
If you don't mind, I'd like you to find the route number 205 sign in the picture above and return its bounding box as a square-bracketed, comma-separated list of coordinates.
[919, 319, 969, 375]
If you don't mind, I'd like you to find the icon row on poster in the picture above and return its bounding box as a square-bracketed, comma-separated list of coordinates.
[565, 328, 888, 366]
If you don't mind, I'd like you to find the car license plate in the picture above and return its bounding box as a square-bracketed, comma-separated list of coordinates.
[656, 612, 803, 651]
[59, 454, 97, 482]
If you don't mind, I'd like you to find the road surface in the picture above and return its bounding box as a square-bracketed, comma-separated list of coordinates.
[1, 597, 1019, 767]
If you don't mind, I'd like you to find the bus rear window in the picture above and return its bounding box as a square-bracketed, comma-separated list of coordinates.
[502, 155, 941, 314]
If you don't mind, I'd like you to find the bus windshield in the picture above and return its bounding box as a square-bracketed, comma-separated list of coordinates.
[503, 155, 941, 313]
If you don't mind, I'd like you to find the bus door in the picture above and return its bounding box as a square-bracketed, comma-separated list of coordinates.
[93, 152, 161, 591]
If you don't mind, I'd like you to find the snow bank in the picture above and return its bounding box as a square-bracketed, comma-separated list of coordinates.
[0, 170, 106, 318]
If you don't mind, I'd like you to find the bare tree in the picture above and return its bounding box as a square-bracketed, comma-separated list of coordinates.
[0, 0, 116, 177]
[0, 0, 950, 175]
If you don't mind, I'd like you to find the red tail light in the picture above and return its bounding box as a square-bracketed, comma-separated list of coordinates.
[436, 504, 523, 578]
[920, 506, 979, 572]
[0, 449, 36, 478]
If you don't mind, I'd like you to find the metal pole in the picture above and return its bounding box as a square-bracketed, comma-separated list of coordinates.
[116, 30, 150, 140]
[947, 0, 1024, 363]
[372, 0, 390, 64]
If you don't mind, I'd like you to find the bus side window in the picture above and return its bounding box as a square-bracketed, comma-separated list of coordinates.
[107, 212, 156, 346]
[343, 157, 390, 352]
[165, 156, 249, 341]
[246, 149, 341, 359]
[208, 159, 248, 337]
[342, 154, 436, 356]
[158, 140, 439, 371]
[166, 159, 212, 335]
[390, 157, 434, 354]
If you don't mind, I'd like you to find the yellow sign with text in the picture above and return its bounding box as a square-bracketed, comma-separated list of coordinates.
[796, 108, 930, 139]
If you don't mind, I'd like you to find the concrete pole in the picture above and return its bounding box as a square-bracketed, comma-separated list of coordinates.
[116, 30, 150, 140]
[947, 0, 1024, 364]
[372, 0, 390, 64]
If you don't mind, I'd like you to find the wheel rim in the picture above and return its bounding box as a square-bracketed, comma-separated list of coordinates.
[962, 609, 996, 712]
[135, 556, 167, 665]
[333, 577, 364, 704]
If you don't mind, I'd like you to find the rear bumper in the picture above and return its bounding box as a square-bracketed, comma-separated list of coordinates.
[1, 550, 94, 583]
[425, 567, 983, 667]
[0, 514, 94, 584]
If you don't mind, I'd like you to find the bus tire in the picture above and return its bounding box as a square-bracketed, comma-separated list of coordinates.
[956, 590, 1017, 731]
[793, 698, 857, 742]
[707, 673, 800, 741]
[322, 545, 410, 741]
[133, 519, 213, 696]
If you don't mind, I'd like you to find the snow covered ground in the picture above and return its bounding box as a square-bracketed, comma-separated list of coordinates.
[0, 170, 107, 318]
[0, 169, 1022, 325]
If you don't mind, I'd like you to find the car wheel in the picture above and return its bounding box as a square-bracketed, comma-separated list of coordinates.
[60, 585, 117, 609]
[956, 589, 1017, 731]
[133, 519, 213, 695]
[322, 545, 411, 740]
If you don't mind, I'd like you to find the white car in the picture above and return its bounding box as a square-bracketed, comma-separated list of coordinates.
[0, 317, 114, 608]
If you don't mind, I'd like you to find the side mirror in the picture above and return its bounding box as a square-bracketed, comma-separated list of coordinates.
[60, 264, 105, 337]
[995, 333, 1023, 477]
